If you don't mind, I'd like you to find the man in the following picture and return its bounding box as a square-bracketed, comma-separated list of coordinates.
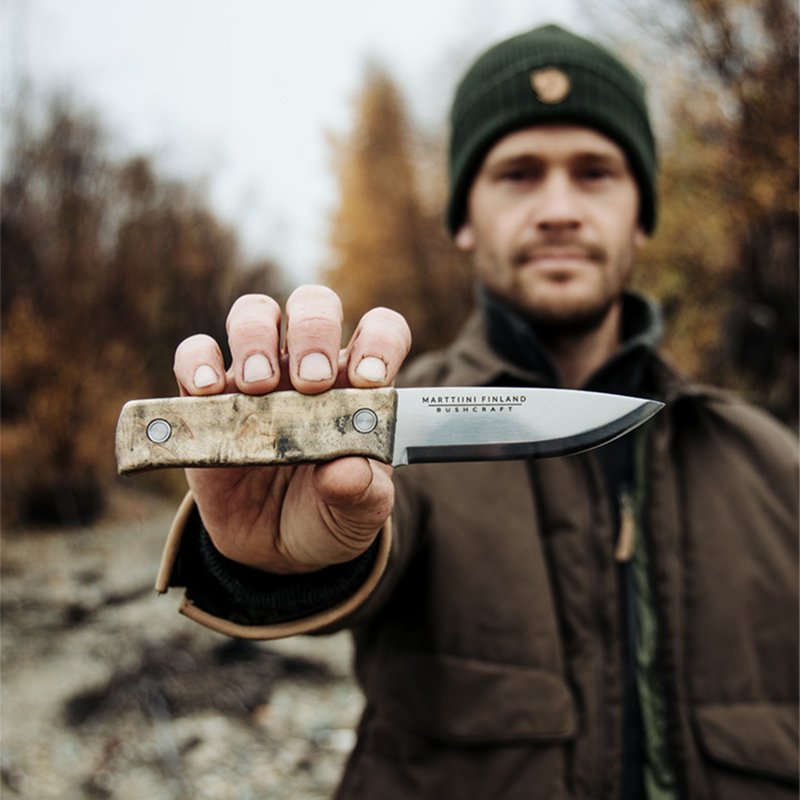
[163, 25, 798, 799]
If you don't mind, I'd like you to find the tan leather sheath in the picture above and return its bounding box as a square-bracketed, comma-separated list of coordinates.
[155, 491, 392, 640]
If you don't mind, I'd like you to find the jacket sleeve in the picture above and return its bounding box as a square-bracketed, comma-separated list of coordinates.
[155, 491, 394, 640]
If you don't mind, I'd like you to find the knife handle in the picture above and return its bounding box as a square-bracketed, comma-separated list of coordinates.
[115, 388, 398, 476]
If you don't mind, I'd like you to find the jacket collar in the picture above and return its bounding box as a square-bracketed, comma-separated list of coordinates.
[442, 288, 673, 398]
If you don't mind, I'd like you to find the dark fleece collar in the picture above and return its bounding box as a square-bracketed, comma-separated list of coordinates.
[478, 287, 664, 396]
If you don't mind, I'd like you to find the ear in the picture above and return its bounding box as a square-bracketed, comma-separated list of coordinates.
[633, 226, 649, 251]
[454, 223, 476, 252]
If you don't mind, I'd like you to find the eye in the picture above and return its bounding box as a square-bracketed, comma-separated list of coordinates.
[576, 158, 625, 184]
[496, 164, 542, 184]
[581, 165, 613, 181]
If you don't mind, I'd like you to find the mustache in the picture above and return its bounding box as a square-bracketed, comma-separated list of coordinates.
[512, 238, 607, 266]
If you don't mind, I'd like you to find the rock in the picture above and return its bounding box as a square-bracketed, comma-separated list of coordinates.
[1, 491, 362, 799]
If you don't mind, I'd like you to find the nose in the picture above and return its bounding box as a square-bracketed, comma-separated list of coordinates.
[529, 171, 582, 233]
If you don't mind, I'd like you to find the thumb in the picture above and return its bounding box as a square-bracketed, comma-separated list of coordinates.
[312, 458, 395, 548]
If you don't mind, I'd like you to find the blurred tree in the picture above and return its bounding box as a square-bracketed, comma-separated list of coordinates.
[620, 0, 799, 424]
[1, 98, 285, 526]
[323, 65, 473, 356]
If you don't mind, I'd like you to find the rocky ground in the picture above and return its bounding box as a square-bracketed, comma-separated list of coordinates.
[1, 486, 363, 799]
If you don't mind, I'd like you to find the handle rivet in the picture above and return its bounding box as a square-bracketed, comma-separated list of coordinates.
[352, 408, 378, 434]
[146, 419, 172, 444]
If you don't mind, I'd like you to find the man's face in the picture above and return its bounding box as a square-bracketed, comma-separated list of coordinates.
[455, 124, 647, 330]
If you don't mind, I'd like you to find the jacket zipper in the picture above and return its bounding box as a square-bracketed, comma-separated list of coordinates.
[635, 426, 685, 798]
[580, 456, 610, 798]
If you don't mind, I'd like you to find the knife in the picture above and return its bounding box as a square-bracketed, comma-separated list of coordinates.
[115, 387, 663, 476]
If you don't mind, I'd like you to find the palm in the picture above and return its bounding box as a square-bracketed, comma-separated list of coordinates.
[186, 458, 391, 573]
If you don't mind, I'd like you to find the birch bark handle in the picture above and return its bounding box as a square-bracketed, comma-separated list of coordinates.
[115, 388, 398, 476]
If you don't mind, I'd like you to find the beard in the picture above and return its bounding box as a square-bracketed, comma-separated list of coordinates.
[503, 237, 628, 334]
[519, 293, 619, 339]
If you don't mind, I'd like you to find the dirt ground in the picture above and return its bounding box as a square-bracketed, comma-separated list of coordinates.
[1, 485, 364, 799]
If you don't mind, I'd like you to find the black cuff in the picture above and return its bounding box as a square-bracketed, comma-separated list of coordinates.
[171, 505, 380, 628]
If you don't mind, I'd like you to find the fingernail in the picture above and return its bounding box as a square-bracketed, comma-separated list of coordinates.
[243, 353, 273, 383]
[356, 356, 387, 383]
[299, 352, 333, 382]
[193, 364, 218, 389]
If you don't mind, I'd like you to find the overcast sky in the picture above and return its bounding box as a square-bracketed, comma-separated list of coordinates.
[2, 0, 602, 286]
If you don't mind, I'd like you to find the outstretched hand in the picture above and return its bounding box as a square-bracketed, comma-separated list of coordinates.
[172, 286, 412, 574]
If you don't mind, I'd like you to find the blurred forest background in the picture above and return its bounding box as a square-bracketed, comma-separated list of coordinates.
[2, 0, 798, 529]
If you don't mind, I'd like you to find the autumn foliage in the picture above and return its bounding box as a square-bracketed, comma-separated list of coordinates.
[632, 0, 798, 422]
[323, 67, 474, 357]
[1, 100, 284, 526]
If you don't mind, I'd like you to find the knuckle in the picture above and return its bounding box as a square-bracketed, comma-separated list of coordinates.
[359, 307, 413, 352]
[227, 315, 276, 344]
[226, 294, 281, 334]
[174, 333, 217, 365]
[289, 315, 342, 344]
[287, 285, 343, 322]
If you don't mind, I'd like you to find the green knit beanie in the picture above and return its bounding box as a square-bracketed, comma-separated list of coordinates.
[447, 24, 658, 235]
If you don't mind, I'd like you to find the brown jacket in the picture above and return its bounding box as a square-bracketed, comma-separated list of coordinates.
[163, 313, 799, 799]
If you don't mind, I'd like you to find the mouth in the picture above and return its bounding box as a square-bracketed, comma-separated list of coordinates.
[514, 246, 604, 270]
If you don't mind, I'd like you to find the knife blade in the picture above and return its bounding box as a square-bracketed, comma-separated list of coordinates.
[115, 387, 663, 476]
[116, 387, 663, 475]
